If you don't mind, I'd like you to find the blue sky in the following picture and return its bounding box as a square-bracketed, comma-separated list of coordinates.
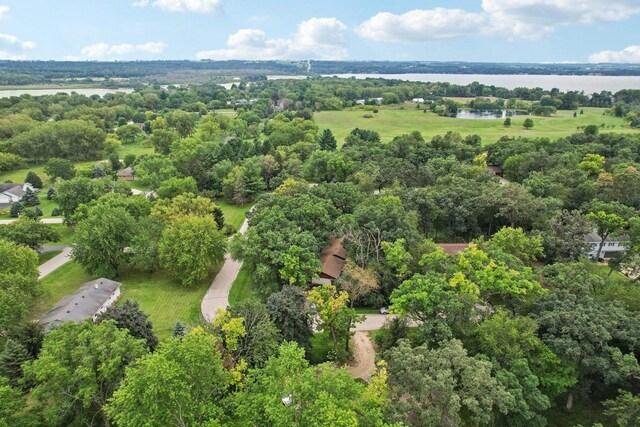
[1, 0, 639, 62]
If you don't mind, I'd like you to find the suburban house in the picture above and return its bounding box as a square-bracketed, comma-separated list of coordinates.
[486, 166, 503, 176]
[412, 97, 425, 103]
[436, 243, 470, 255]
[39, 278, 122, 331]
[116, 166, 135, 181]
[313, 237, 347, 284]
[0, 182, 34, 209]
[585, 232, 628, 260]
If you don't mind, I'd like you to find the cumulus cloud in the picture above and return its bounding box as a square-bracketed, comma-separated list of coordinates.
[0, 4, 9, 19]
[133, 0, 220, 13]
[589, 45, 640, 63]
[0, 51, 25, 60]
[356, 8, 487, 42]
[0, 33, 36, 50]
[356, 0, 640, 42]
[80, 41, 166, 59]
[197, 17, 348, 60]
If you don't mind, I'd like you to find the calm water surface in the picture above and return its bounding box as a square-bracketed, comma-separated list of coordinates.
[267, 73, 640, 93]
[0, 88, 134, 98]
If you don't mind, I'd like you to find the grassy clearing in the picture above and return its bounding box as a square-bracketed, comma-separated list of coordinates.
[32, 259, 219, 341]
[118, 142, 154, 158]
[48, 224, 76, 245]
[315, 106, 636, 145]
[38, 250, 62, 264]
[309, 332, 333, 364]
[228, 264, 256, 306]
[218, 200, 252, 231]
[117, 268, 219, 340]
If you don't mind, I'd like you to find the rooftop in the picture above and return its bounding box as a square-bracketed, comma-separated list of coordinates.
[320, 237, 347, 280]
[39, 278, 121, 329]
[436, 243, 470, 255]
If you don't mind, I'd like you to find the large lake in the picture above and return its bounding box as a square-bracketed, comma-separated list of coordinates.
[268, 73, 640, 93]
[0, 88, 134, 98]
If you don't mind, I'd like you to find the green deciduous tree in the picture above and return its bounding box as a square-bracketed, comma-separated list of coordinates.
[486, 227, 544, 264]
[227, 300, 282, 368]
[159, 215, 227, 286]
[266, 286, 313, 354]
[0, 216, 59, 250]
[0, 239, 39, 336]
[604, 391, 640, 427]
[587, 210, 627, 260]
[0, 377, 25, 427]
[233, 342, 390, 426]
[72, 205, 137, 277]
[105, 330, 233, 427]
[43, 157, 76, 181]
[24, 321, 147, 427]
[156, 176, 197, 199]
[385, 339, 511, 426]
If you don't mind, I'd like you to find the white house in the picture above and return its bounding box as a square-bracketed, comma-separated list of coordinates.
[39, 278, 122, 331]
[585, 232, 628, 260]
[355, 99, 366, 105]
[412, 97, 425, 103]
[0, 182, 34, 208]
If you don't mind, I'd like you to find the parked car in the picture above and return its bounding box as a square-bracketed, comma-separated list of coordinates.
[379, 306, 389, 315]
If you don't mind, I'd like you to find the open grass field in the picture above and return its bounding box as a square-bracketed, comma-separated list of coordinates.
[48, 224, 76, 245]
[217, 200, 252, 231]
[315, 106, 637, 145]
[33, 260, 220, 341]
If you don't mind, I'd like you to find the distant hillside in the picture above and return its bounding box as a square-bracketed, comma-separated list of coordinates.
[1, 60, 640, 86]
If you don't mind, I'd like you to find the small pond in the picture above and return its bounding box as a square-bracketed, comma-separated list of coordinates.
[455, 109, 518, 120]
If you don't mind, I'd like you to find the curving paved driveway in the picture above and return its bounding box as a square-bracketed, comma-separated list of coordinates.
[200, 217, 250, 322]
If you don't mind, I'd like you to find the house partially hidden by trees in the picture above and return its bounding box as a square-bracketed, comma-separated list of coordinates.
[0, 182, 34, 208]
[39, 278, 121, 331]
[315, 237, 347, 284]
[585, 232, 628, 260]
[116, 166, 135, 181]
[436, 243, 470, 255]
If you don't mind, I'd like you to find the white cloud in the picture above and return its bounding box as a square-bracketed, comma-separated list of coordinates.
[0, 51, 25, 60]
[356, 0, 640, 42]
[0, 4, 9, 19]
[133, 0, 220, 13]
[0, 33, 36, 50]
[356, 9, 487, 42]
[80, 41, 166, 58]
[589, 45, 640, 63]
[483, 0, 640, 39]
[197, 17, 348, 60]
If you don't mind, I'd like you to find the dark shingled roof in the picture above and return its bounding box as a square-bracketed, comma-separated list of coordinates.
[320, 237, 347, 280]
[436, 243, 470, 255]
[0, 183, 25, 196]
[116, 166, 134, 178]
[39, 278, 121, 330]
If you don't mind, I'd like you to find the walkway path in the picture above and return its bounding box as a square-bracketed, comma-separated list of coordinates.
[38, 246, 73, 279]
[200, 217, 250, 322]
[348, 332, 376, 380]
[0, 217, 64, 225]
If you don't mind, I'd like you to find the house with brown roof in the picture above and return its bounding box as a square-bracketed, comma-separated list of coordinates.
[318, 237, 347, 281]
[436, 243, 470, 255]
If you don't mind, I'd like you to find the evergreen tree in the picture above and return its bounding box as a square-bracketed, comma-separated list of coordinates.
[0, 339, 31, 388]
[46, 186, 56, 200]
[21, 188, 39, 207]
[96, 300, 158, 351]
[25, 171, 43, 189]
[172, 321, 186, 338]
[319, 128, 337, 151]
[91, 164, 107, 178]
[34, 206, 43, 217]
[108, 153, 122, 172]
[9, 202, 23, 218]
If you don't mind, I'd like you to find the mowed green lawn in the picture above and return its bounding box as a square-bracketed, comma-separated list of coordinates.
[217, 200, 252, 231]
[228, 264, 256, 306]
[34, 260, 220, 341]
[315, 106, 637, 145]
